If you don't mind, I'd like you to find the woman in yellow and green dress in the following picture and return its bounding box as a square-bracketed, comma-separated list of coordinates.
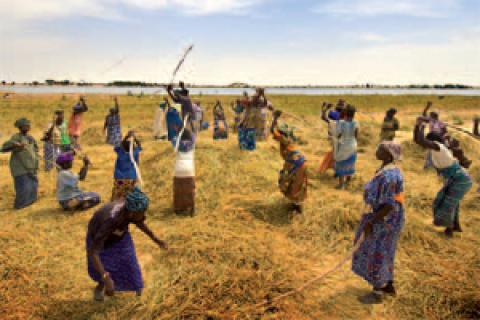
[380, 108, 399, 141]
[270, 111, 307, 213]
[1, 118, 39, 209]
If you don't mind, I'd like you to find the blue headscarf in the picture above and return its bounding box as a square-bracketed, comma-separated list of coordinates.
[125, 187, 149, 213]
[328, 110, 340, 121]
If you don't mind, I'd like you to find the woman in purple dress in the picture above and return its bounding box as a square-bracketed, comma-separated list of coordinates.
[86, 187, 168, 301]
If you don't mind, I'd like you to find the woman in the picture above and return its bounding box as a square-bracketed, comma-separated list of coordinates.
[252, 88, 268, 141]
[166, 103, 183, 142]
[473, 116, 479, 137]
[56, 153, 101, 211]
[87, 187, 168, 301]
[42, 110, 71, 171]
[153, 98, 168, 140]
[231, 99, 245, 133]
[173, 128, 196, 216]
[1, 118, 39, 209]
[238, 91, 259, 150]
[380, 108, 400, 141]
[68, 97, 89, 150]
[271, 111, 308, 213]
[112, 131, 141, 201]
[352, 142, 404, 304]
[335, 105, 359, 189]
[213, 100, 228, 140]
[104, 97, 122, 146]
[319, 103, 340, 174]
[414, 120, 472, 237]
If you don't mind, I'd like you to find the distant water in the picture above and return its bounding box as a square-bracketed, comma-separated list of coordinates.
[3, 85, 480, 96]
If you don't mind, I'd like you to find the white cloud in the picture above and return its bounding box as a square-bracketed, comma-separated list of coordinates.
[314, 0, 460, 18]
[358, 32, 387, 42]
[0, 0, 265, 23]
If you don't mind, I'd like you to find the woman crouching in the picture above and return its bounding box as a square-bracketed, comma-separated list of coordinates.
[87, 187, 168, 301]
[270, 110, 307, 213]
[352, 142, 404, 304]
[56, 153, 101, 211]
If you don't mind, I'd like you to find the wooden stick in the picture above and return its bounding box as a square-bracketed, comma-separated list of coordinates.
[445, 123, 480, 140]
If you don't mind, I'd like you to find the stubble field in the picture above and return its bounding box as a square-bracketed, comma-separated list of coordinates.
[0, 93, 479, 319]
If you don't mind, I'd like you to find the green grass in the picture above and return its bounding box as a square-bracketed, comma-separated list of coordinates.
[0, 93, 479, 320]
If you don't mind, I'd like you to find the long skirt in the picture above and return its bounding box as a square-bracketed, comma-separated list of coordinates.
[13, 173, 38, 209]
[87, 231, 143, 292]
[352, 209, 404, 288]
[60, 192, 101, 211]
[238, 128, 256, 151]
[173, 177, 195, 214]
[335, 153, 357, 177]
[319, 151, 334, 173]
[44, 143, 61, 171]
[279, 165, 308, 204]
[433, 163, 472, 228]
[106, 125, 122, 146]
[112, 179, 137, 201]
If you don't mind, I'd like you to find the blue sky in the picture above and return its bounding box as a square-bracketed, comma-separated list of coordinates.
[0, 0, 479, 85]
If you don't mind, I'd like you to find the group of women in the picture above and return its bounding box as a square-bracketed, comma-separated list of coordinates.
[0, 88, 475, 305]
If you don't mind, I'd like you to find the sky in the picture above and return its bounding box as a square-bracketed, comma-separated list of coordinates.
[0, 0, 479, 85]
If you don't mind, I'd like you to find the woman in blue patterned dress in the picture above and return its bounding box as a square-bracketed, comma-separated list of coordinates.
[104, 97, 122, 146]
[352, 142, 405, 303]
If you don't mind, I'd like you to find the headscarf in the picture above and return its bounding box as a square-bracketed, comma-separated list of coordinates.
[328, 110, 340, 121]
[73, 103, 83, 112]
[125, 187, 150, 213]
[277, 122, 299, 145]
[56, 152, 74, 165]
[380, 141, 401, 162]
[15, 118, 30, 128]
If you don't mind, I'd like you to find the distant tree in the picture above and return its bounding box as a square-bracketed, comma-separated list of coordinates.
[45, 79, 55, 85]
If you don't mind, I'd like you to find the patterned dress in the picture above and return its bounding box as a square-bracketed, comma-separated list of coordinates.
[273, 130, 308, 204]
[238, 102, 257, 150]
[352, 166, 405, 288]
[335, 120, 359, 177]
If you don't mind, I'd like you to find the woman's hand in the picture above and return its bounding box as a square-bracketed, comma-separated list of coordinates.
[13, 142, 25, 150]
[104, 273, 115, 296]
[156, 239, 168, 250]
